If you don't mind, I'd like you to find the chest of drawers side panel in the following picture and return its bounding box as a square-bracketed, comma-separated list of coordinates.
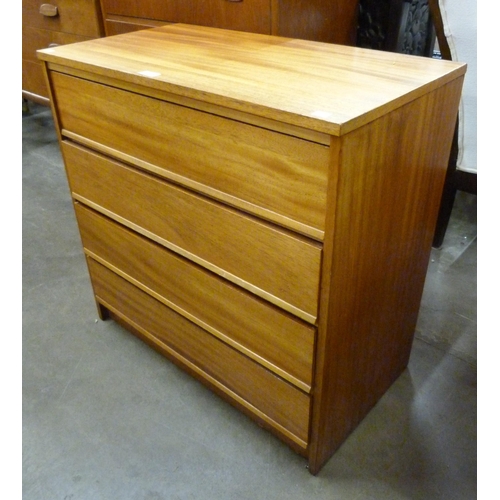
[308, 76, 465, 474]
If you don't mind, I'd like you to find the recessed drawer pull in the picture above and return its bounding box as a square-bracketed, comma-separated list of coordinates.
[39, 4, 58, 17]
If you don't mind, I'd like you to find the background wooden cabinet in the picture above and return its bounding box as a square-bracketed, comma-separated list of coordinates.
[100, 0, 359, 44]
[22, 0, 103, 104]
[101, 0, 269, 35]
[23, 1, 359, 103]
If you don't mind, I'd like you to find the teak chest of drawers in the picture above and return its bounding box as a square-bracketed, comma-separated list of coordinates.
[38, 25, 466, 474]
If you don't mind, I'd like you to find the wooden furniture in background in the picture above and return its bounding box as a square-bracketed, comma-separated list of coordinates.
[99, 0, 359, 44]
[356, 0, 476, 247]
[38, 24, 465, 474]
[22, 0, 103, 104]
[23, 0, 360, 103]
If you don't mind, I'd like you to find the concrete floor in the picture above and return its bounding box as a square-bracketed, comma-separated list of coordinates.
[23, 102, 477, 499]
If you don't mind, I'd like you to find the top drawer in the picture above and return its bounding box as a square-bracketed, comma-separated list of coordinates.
[51, 72, 330, 240]
[23, 0, 102, 37]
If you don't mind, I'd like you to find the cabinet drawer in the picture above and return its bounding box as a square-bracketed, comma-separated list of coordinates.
[63, 142, 322, 323]
[22, 0, 102, 37]
[23, 27, 94, 99]
[52, 72, 329, 238]
[23, 26, 92, 64]
[89, 258, 311, 448]
[75, 203, 315, 391]
[101, 0, 270, 34]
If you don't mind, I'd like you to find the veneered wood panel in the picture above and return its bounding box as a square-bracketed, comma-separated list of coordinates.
[75, 203, 316, 391]
[101, 0, 270, 34]
[308, 77, 465, 474]
[217, 0, 270, 34]
[275, 0, 358, 44]
[23, 0, 102, 36]
[62, 141, 322, 323]
[100, 0, 139, 17]
[89, 258, 311, 446]
[51, 72, 329, 238]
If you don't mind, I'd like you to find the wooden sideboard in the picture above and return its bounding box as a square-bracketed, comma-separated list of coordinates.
[99, 0, 359, 44]
[22, 0, 103, 104]
[38, 25, 465, 474]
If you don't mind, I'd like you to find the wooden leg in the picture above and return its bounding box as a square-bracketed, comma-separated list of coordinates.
[96, 301, 110, 320]
[432, 173, 457, 248]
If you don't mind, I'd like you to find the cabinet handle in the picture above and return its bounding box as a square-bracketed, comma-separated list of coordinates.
[225, 0, 243, 2]
[39, 4, 58, 17]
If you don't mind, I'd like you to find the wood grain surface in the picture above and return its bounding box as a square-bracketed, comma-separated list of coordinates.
[89, 258, 311, 447]
[38, 24, 466, 135]
[75, 203, 316, 392]
[62, 141, 322, 323]
[51, 71, 330, 239]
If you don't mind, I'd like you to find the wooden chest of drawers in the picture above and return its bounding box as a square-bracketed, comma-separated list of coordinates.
[38, 25, 465, 474]
[22, 0, 103, 103]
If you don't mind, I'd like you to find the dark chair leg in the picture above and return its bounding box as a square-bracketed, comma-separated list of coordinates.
[432, 174, 457, 248]
[432, 121, 459, 248]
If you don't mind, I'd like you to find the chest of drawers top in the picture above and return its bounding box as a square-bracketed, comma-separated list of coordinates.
[38, 23, 465, 137]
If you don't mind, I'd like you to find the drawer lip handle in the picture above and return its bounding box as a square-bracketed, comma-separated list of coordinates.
[39, 4, 59, 17]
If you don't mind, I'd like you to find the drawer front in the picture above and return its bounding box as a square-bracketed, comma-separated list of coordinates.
[89, 258, 311, 447]
[101, 0, 270, 34]
[23, 0, 102, 37]
[75, 203, 315, 391]
[63, 142, 321, 323]
[52, 72, 329, 238]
